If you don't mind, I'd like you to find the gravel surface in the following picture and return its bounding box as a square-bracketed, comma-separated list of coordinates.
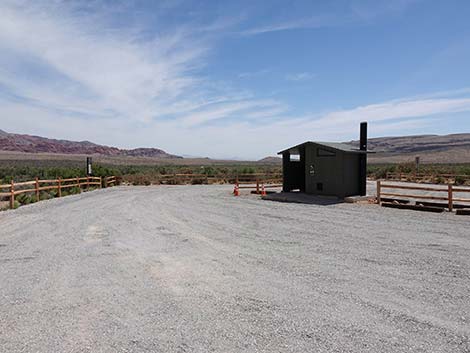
[0, 185, 469, 353]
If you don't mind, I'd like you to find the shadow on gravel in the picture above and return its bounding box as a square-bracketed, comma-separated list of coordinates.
[262, 192, 343, 206]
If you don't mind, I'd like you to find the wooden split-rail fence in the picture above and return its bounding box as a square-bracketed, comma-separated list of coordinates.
[376, 180, 470, 212]
[131, 173, 283, 186]
[0, 176, 117, 209]
[385, 172, 470, 185]
[235, 174, 283, 194]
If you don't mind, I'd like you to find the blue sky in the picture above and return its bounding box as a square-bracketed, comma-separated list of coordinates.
[1, 0, 470, 159]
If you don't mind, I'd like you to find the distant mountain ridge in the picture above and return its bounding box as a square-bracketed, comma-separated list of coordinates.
[2, 129, 470, 163]
[345, 133, 470, 163]
[259, 133, 470, 164]
[258, 156, 282, 164]
[0, 129, 181, 159]
[347, 133, 470, 153]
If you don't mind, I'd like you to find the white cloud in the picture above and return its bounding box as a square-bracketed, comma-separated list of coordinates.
[0, 1, 469, 160]
[239, 0, 417, 36]
[237, 69, 271, 79]
[239, 15, 343, 36]
[0, 0, 227, 124]
[0, 1, 288, 136]
[306, 97, 470, 128]
[285, 72, 316, 82]
[180, 99, 286, 127]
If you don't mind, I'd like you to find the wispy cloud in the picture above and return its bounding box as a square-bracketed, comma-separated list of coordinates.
[285, 72, 316, 82]
[0, 0, 468, 159]
[239, 15, 343, 36]
[239, 0, 417, 36]
[308, 97, 470, 128]
[0, 1, 275, 132]
[180, 99, 287, 127]
[0, 0, 212, 123]
[237, 69, 271, 79]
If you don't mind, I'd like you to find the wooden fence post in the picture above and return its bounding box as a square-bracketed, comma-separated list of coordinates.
[10, 179, 14, 209]
[86, 176, 90, 191]
[376, 180, 381, 205]
[35, 177, 40, 202]
[57, 177, 62, 197]
[99, 176, 102, 189]
[256, 178, 260, 194]
[77, 177, 81, 193]
[448, 184, 453, 212]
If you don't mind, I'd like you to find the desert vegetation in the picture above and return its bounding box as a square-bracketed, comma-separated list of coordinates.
[0, 160, 281, 186]
[0, 161, 281, 209]
[368, 163, 470, 185]
[2, 159, 470, 187]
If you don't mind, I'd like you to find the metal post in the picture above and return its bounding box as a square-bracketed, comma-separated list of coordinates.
[86, 157, 92, 176]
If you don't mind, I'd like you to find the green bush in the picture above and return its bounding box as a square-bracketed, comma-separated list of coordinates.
[39, 191, 53, 200]
[455, 175, 467, 186]
[16, 193, 35, 205]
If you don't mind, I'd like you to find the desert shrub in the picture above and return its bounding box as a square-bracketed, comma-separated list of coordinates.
[191, 178, 205, 185]
[201, 166, 215, 176]
[39, 191, 53, 200]
[396, 162, 414, 174]
[16, 193, 35, 205]
[70, 186, 81, 194]
[454, 175, 467, 186]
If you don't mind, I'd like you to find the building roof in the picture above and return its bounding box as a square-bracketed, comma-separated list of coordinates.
[277, 141, 368, 155]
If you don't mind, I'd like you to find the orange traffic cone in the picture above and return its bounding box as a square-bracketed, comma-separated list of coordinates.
[233, 183, 239, 196]
[261, 184, 266, 196]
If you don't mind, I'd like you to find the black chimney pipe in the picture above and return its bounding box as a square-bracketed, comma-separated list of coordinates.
[358, 122, 367, 196]
[360, 121, 367, 151]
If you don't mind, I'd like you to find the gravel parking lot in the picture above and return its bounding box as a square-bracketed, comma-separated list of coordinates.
[1, 185, 469, 352]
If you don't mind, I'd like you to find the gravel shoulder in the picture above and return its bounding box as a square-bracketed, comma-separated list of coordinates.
[0, 185, 469, 352]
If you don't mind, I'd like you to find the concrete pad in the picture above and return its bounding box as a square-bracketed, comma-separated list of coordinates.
[262, 191, 342, 205]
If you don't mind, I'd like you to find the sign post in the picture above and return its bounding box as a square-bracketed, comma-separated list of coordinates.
[86, 157, 92, 176]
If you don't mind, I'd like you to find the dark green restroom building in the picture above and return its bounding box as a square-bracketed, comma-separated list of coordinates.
[278, 122, 368, 198]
